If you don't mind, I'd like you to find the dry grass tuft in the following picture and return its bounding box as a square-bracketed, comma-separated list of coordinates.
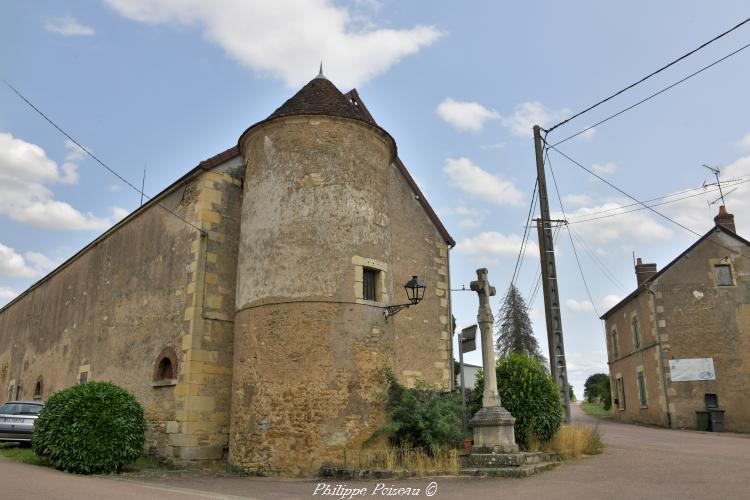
[542, 424, 604, 459]
[334, 447, 460, 474]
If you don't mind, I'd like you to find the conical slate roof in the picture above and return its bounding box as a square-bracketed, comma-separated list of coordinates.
[266, 77, 377, 126]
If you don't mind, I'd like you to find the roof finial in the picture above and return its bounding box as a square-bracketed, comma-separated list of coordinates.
[315, 61, 327, 80]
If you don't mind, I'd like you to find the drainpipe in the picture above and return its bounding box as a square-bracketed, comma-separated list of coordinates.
[648, 287, 672, 428]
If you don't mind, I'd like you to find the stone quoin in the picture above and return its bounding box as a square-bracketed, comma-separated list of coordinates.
[0, 71, 455, 475]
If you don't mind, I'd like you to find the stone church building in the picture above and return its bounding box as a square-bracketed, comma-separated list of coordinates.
[0, 72, 455, 474]
[602, 206, 750, 432]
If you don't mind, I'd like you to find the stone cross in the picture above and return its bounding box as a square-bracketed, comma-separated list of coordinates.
[468, 267, 518, 454]
[470, 268, 501, 408]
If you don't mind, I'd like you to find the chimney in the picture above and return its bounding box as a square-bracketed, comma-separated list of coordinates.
[714, 205, 736, 233]
[635, 257, 657, 286]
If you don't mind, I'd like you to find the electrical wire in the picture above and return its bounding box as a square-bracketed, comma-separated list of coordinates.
[551, 40, 750, 146]
[568, 178, 750, 224]
[546, 152, 600, 317]
[2, 78, 206, 235]
[548, 143, 750, 261]
[511, 179, 538, 288]
[546, 16, 750, 134]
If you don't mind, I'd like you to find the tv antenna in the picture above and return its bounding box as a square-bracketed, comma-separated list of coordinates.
[702, 164, 734, 207]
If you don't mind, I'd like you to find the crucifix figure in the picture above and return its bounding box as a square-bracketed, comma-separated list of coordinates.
[469, 268, 518, 454]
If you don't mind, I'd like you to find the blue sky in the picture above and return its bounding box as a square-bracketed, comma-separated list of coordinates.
[3, 1, 750, 394]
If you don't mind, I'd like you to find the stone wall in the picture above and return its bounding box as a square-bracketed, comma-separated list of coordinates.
[0, 158, 244, 462]
[230, 115, 452, 475]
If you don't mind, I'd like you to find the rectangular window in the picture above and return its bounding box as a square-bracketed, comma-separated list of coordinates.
[637, 371, 647, 407]
[715, 264, 733, 286]
[617, 377, 626, 410]
[611, 328, 620, 358]
[79, 372, 88, 384]
[363, 268, 378, 301]
[631, 315, 641, 349]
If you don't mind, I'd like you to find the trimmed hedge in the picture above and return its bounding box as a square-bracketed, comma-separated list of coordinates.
[471, 354, 562, 449]
[33, 381, 146, 474]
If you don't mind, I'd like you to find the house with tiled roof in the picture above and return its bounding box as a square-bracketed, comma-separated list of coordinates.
[0, 70, 454, 474]
[601, 206, 750, 432]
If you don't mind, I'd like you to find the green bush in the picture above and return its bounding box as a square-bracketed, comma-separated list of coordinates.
[471, 354, 562, 449]
[584, 373, 612, 410]
[33, 381, 146, 474]
[372, 369, 464, 454]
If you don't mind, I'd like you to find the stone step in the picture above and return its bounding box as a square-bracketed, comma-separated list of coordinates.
[461, 451, 553, 468]
[459, 462, 559, 478]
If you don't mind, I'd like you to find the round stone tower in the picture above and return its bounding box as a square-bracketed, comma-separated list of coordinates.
[229, 73, 402, 474]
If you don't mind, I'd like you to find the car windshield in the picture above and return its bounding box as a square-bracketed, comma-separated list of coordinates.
[0, 403, 43, 415]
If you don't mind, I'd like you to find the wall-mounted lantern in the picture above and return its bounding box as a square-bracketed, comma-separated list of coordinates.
[384, 275, 426, 319]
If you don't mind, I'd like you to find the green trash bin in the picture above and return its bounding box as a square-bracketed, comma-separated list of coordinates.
[696, 410, 710, 431]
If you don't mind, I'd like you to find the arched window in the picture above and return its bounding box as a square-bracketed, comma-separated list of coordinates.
[152, 347, 178, 386]
[33, 376, 43, 400]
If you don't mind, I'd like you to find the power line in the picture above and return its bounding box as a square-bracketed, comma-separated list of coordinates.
[547, 143, 750, 261]
[511, 178, 538, 288]
[567, 226, 627, 291]
[568, 178, 750, 224]
[2, 78, 206, 235]
[546, 16, 750, 134]
[546, 153, 600, 317]
[551, 40, 750, 146]
[566, 177, 748, 222]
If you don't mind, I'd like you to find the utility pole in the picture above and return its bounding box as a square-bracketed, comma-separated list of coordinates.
[533, 124, 571, 422]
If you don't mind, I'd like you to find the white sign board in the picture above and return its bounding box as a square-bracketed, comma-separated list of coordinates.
[669, 358, 716, 382]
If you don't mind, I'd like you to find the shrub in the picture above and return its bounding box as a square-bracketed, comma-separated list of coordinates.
[372, 369, 464, 455]
[471, 354, 562, 450]
[33, 381, 146, 474]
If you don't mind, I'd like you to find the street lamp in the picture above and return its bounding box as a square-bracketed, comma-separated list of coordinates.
[384, 275, 426, 319]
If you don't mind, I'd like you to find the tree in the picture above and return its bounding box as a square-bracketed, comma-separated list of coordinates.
[569, 384, 576, 402]
[495, 284, 545, 363]
[584, 373, 612, 409]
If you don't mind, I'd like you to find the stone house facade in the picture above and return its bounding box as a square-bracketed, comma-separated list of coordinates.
[601, 207, 750, 432]
[0, 73, 455, 474]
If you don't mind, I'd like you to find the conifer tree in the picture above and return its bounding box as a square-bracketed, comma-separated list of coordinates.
[495, 284, 546, 363]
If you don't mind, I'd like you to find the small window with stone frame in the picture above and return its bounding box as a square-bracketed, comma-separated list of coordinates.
[715, 264, 733, 286]
[616, 377, 626, 410]
[363, 267, 379, 301]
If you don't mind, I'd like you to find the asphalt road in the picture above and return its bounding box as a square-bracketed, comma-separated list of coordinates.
[1, 404, 749, 499]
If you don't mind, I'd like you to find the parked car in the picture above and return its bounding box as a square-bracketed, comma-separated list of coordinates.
[0, 401, 44, 443]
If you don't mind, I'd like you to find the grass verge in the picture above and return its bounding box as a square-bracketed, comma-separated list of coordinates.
[529, 424, 604, 459]
[0, 443, 48, 466]
[580, 401, 612, 418]
[333, 446, 460, 475]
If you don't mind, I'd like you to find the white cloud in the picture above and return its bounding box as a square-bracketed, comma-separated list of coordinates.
[579, 127, 596, 141]
[107, 184, 122, 192]
[600, 294, 622, 310]
[564, 194, 593, 206]
[0, 287, 18, 302]
[456, 231, 537, 258]
[0, 243, 55, 278]
[443, 157, 524, 206]
[45, 15, 95, 36]
[738, 133, 750, 150]
[566, 298, 594, 313]
[501, 101, 569, 137]
[458, 218, 481, 229]
[0, 132, 123, 230]
[565, 351, 609, 396]
[436, 98, 500, 133]
[592, 162, 617, 175]
[560, 201, 673, 246]
[105, 0, 441, 89]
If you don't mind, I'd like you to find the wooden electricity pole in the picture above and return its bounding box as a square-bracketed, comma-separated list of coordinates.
[533, 125, 571, 422]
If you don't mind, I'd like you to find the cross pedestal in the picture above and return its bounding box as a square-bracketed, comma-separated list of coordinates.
[468, 268, 518, 454]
